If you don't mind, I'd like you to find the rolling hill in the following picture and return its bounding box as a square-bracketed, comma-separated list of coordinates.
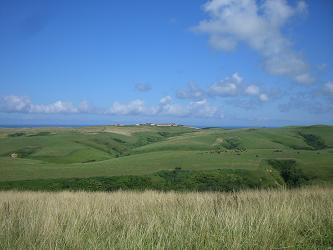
[0, 125, 332, 190]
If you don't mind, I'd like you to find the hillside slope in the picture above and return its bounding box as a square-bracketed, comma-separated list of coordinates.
[0, 125, 332, 188]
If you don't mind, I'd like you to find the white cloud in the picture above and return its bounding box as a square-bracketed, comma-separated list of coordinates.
[209, 35, 237, 51]
[30, 101, 78, 113]
[0, 95, 223, 118]
[135, 83, 152, 92]
[177, 82, 205, 100]
[294, 73, 314, 84]
[207, 73, 268, 102]
[159, 96, 188, 116]
[0, 95, 31, 112]
[325, 82, 333, 93]
[159, 96, 173, 105]
[107, 96, 222, 118]
[193, 0, 313, 84]
[78, 101, 95, 113]
[1, 88, 272, 118]
[245, 84, 269, 102]
[189, 99, 221, 118]
[108, 99, 157, 116]
[208, 73, 241, 96]
[176, 73, 269, 104]
[296, 1, 308, 14]
[209, 82, 237, 96]
[245, 85, 260, 95]
[159, 96, 221, 117]
[0, 96, 80, 114]
[259, 93, 269, 102]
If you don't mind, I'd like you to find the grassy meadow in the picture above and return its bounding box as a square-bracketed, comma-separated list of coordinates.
[0, 125, 332, 249]
[1, 188, 332, 249]
[0, 125, 332, 190]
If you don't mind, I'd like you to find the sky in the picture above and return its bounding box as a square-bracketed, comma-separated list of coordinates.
[0, 0, 333, 127]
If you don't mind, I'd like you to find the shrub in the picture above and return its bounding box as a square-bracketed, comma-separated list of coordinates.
[222, 137, 245, 150]
[299, 132, 327, 150]
[267, 159, 309, 187]
[8, 132, 25, 137]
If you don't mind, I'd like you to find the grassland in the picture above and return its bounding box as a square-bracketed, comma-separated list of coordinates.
[0, 188, 332, 249]
[1, 126, 332, 249]
[0, 125, 332, 190]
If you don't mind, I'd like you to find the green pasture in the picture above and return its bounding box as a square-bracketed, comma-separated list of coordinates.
[0, 125, 332, 186]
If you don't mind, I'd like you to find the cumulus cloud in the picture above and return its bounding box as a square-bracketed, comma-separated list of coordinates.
[160, 96, 221, 118]
[135, 83, 152, 92]
[208, 73, 241, 96]
[159, 96, 173, 105]
[106, 96, 222, 118]
[0, 96, 81, 114]
[193, 0, 313, 84]
[158, 96, 189, 116]
[107, 99, 157, 116]
[245, 85, 260, 96]
[245, 84, 269, 102]
[176, 82, 205, 100]
[0, 96, 31, 113]
[259, 93, 269, 102]
[208, 73, 269, 102]
[208, 73, 243, 97]
[189, 99, 222, 118]
[31, 101, 78, 113]
[0, 95, 223, 118]
[176, 73, 269, 103]
[209, 82, 237, 96]
[325, 82, 333, 94]
[294, 73, 314, 84]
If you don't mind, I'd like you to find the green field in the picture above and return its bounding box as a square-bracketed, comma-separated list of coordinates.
[0, 125, 332, 190]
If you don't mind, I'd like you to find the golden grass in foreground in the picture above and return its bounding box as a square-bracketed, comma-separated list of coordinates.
[0, 188, 332, 249]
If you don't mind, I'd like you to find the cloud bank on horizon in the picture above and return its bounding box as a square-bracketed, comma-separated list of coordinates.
[0, 0, 332, 125]
[0, 71, 269, 118]
[0, 94, 223, 119]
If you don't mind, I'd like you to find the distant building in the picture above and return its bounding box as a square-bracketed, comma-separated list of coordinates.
[10, 153, 18, 159]
[156, 123, 177, 127]
[135, 122, 181, 127]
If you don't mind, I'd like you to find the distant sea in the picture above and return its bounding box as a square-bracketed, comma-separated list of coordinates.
[0, 125, 90, 128]
[0, 124, 275, 129]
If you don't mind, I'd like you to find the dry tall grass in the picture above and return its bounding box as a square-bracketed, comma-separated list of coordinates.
[0, 188, 332, 249]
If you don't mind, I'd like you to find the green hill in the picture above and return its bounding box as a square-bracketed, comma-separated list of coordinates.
[0, 125, 332, 190]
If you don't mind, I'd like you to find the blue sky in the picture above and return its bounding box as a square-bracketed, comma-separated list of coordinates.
[0, 0, 333, 126]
